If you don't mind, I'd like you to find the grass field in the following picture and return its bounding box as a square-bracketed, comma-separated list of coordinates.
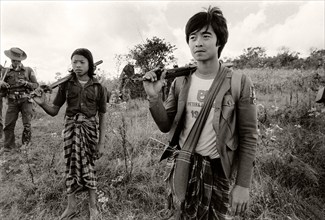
[0, 68, 324, 220]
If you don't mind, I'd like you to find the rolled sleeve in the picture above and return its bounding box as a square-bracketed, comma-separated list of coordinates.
[53, 84, 67, 108]
[27, 67, 39, 90]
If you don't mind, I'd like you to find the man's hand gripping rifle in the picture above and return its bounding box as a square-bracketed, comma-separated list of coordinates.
[31, 60, 103, 97]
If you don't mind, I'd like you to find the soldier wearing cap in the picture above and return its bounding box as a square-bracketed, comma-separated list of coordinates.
[0, 47, 39, 152]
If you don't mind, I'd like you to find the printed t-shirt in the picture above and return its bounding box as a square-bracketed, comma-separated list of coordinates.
[178, 73, 220, 159]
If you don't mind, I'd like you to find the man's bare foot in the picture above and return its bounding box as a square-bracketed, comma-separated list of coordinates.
[89, 206, 100, 220]
[59, 206, 78, 220]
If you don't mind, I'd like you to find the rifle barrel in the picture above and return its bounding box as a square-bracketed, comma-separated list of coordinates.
[94, 60, 103, 66]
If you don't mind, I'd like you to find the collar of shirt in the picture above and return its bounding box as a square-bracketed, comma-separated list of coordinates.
[9, 64, 25, 71]
[69, 74, 101, 87]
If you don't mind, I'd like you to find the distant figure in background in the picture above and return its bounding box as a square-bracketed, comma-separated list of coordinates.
[33, 48, 107, 220]
[119, 62, 135, 101]
[109, 89, 122, 104]
[0, 47, 39, 153]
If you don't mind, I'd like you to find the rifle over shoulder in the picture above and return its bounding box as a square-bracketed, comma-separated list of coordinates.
[133, 65, 197, 82]
[41, 60, 103, 92]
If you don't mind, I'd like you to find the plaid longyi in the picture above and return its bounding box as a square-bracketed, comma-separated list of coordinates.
[164, 151, 232, 220]
[63, 113, 98, 194]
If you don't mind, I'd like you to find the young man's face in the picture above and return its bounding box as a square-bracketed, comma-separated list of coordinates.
[188, 25, 219, 62]
[71, 55, 89, 77]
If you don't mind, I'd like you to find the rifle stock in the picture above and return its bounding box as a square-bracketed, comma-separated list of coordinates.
[136, 65, 197, 82]
[160, 65, 197, 80]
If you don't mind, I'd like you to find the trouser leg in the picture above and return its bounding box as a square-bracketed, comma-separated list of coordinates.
[0, 97, 3, 139]
[3, 100, 19, 149]
[21, 100, 33, 145]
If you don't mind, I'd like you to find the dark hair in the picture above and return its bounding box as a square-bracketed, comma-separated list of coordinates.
[185, 6, 228, 58]
[70, 48, 95, 77]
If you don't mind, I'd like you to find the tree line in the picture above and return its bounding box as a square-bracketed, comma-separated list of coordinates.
[226, 46, 324, 70]
[98, 37, 324, 101]
[115, 37, 324, 71]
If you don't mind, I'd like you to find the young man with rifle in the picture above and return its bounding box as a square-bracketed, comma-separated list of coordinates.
[0, 47, 39, 153]
[143, 6, 258, 219]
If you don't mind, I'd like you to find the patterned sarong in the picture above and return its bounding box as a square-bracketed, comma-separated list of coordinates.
[164, 151, 232, 220]
[64, 113, 98, 194]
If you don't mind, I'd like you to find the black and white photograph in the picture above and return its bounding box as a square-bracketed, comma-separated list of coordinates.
[0, 1, 324, 220]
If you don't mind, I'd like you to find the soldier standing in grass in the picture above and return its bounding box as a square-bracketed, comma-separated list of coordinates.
[143, 6, 258, 220]
[0, 47, 39, 153]
[33, 48, 107, 220]
[0, 64, 5, 139]
[119, 61, 135, 101]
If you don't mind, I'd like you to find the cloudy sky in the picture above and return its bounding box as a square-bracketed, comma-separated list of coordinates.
[1, 0, 324, 83]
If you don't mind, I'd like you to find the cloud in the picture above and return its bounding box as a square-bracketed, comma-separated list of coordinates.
[267, 1, 324, 56]
[1, 1, 324, 83]
[226, 8, 267, 57]
[226, 1, 324, 58]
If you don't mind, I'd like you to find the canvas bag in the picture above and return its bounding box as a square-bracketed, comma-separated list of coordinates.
[169, 65, 230, 205]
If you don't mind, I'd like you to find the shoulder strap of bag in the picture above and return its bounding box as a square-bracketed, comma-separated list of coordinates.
[182, 65, 229, 152]
[170, 65, 229, 204]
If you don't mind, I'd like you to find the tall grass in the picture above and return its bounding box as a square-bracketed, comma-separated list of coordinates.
[0, 68, 324, 219]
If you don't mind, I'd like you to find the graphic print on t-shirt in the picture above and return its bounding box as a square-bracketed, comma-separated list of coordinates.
[197, 90, 206, 102]
[188, 89, 208, 118]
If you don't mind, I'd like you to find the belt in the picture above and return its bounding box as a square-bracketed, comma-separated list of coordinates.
[7, 92, 30, 100]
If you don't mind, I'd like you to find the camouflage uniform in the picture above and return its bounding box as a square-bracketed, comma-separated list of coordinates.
[2, 65, 38, 149]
